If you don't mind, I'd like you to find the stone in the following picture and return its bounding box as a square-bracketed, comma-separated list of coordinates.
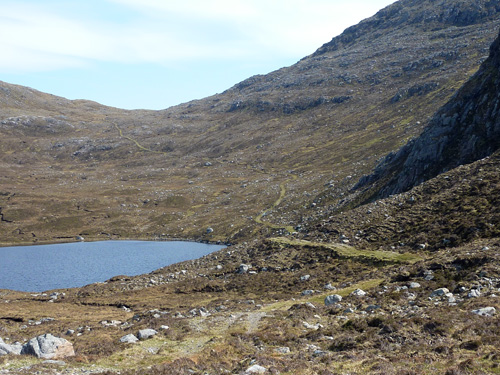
[409, 282, 421, 289]
[300, 275, 311, 281]
[324, 294, 342, 306]
[246, 364, 267, 374]
[303, 322, 323, 330]
[301, 290, 314, 296]
[471, 307, 496, 316]
[430, 288, 449, 297]
[43, 360, 66, 366]
[468, 289, 481, 298]
[237, 264, 250, 274]
[120, 334, 139, 344]
[365, 305, 381, 312]
[305, 302, 316, 309]
[21, 334, 75, 359]
[445, 293, 456, 303]
[274, 346, 291, 354]
[0, 338, 22, 356]
[138, 329, 158, 340]
[324, 283, 336, 290]
[351, 288, 367, 297]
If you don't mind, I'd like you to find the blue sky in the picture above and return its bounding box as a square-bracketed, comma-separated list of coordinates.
[0, 0, 396, 110]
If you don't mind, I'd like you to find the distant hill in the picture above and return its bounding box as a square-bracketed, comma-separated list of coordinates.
[0, 0, 499, 245]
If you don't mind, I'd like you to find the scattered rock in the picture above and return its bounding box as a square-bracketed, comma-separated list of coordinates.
[43, 360, 66, 366]
[351, 288, 367, 297]
[445, 292, 456, 303]
[424, 270, 434, 281]
[305, 302, 316, 309]
[303, 322, 323, 330]
[300, 275, 311, 281]
[0, 338, 22, 356]
[246, 364, 267, 374]
[138, 329, 157, 340]
[324, 283, 336, 290]
[468, 289, 481, 298]
[409, 282, 421, 289]
[21, 334, 75, 359]
[237, 264, 250, 274]
[430, 288, 449, 297]
[365, 304, 381, 312]
[274, 346, 291, 354]
[471, 307, 496, 316]
[301, 290, 314, 296]
[324, 294, 342, 306]
[120, 334, 139, 344]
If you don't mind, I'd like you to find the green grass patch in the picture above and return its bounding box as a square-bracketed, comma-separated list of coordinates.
[269, 237, 423, 264]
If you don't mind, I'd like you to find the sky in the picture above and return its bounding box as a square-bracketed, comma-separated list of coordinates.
[0, 0, 397, 110]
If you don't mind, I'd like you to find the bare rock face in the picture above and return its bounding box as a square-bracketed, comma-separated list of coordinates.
[21, 334, 75, 359]
[356, 27, 500, 199]
[0, 337, 22, 356]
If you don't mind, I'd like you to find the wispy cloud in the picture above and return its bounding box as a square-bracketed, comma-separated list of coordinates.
[0, 0, 395, 73]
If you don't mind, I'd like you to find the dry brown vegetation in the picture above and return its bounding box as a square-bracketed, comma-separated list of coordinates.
[1, 0, 500, 373]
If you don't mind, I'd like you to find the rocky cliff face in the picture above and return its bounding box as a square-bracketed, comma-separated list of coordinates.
[314, 0, 500, 56]
[355, 28, 500, 198]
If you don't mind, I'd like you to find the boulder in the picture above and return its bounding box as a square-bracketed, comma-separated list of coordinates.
[468, 289, 481, 298]
[138, 329, 158, 340]
[0, 337, 22, 356]
[237, 264, 250, 274]
[430, 288, 449, 297]
[351, 288, 367, 297]
[471, 307, 496, 317]
[246, 364, 267, 374]
[324, 294, 342, 306]
[120, 334, 139, 344]
[21, 334, 74, 359]
[409, 282, 421, 289]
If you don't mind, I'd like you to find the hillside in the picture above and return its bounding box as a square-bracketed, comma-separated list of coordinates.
[1, 0, 500, 374]
[1, 0, 500, 245]
[354, 28, 500, 200]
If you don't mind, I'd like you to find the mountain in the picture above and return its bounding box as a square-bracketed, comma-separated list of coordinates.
[1, 1, 500, 374]
[355, 27, 500, 199]
[1, 0, 499, 246]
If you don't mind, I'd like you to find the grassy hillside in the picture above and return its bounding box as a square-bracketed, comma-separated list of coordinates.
[1, 0, 500, 374]
[1, 0, 500, 245]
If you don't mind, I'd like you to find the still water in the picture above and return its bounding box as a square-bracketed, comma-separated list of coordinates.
[0, 240, 225, 292]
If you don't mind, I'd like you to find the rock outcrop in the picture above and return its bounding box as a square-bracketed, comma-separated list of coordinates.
[355, 28, 500, 199]
[21, 334, 75, 359]
[314, 0, 500, 56]
[0, 338, 22, 356]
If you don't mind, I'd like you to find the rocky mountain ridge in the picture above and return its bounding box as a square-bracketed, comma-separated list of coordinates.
[355, 27, 500, 199]
[1, 0, 500, 374]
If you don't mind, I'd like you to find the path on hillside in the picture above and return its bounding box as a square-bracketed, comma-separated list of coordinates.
[113, 122, 167, 155]
[253, 174, 298, 233]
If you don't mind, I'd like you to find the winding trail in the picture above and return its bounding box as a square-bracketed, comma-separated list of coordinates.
[113, 122, 167, 154]
[254, 174, 298, 233]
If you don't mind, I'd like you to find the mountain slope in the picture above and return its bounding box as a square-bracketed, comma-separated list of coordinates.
[355, 27, 500, 199]
[0, 0, 500, 245]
